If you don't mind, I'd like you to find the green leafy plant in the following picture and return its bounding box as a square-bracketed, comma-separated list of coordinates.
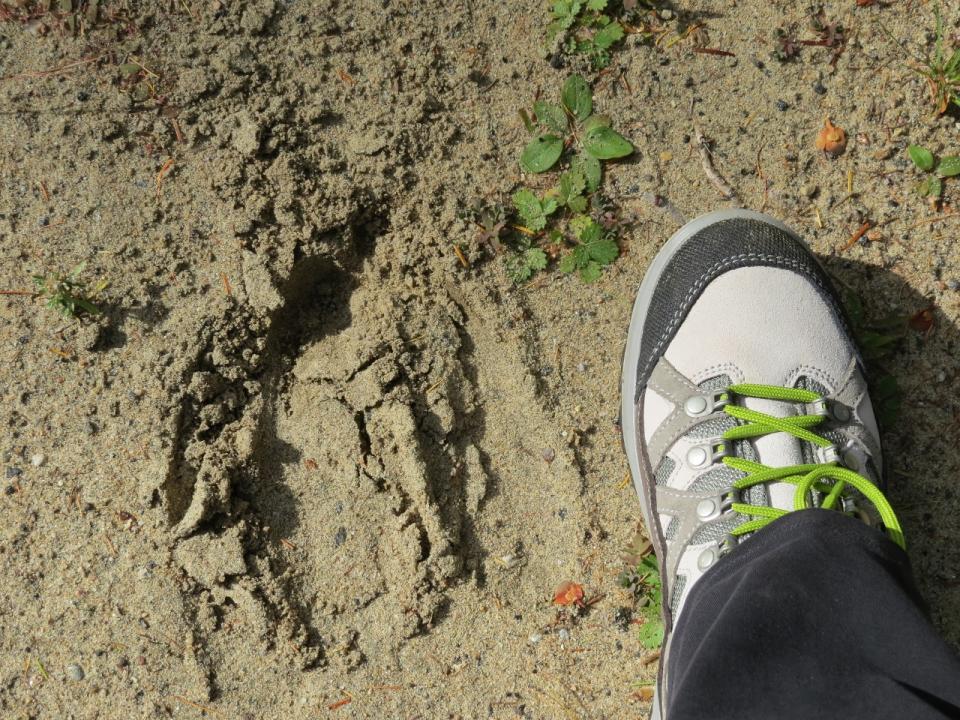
[843, 291, 904, 427]
[907, 144, 960, 198]
[520, 75, 633, 176]
[911, 5, 960, 115]
[619, 555, 663, 649]
[496, 75, 633, 285]
[463, 75, 633, 283]
[32, 262, 105, 318]
[470, 201, 510, 253]
[558, 215, 619, 282]
[505, 243, 549, 283]
[547, 0, 626, 69]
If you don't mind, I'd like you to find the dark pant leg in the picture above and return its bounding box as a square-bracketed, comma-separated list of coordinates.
[666, 509, 960, 720]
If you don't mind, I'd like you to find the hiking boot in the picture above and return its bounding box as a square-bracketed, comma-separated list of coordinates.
[619, 209, 904, 719]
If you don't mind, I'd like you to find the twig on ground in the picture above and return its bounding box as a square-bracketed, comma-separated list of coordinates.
[1, 55, 101, 82]
[694, 126, 739, 202]
[840, 220, 872, 251]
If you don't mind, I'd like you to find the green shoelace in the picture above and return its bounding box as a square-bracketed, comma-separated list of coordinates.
[714, 383, 905, 549]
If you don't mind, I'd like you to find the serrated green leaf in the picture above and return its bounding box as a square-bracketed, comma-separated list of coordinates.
[587, 237, 619, 264]
[572, 153, 602, 191]
[593, 21, 624, 50]
[640, 556, 661, 589]
[568, 195, 587, 213]
[506, 256, 533, 283]
[534, 101, 568, 134]
[938, 156, 960, 177]
[512, 188, 541, 222]
[638, 617, 664, 649]
[520, 134, 563, 173]
[558, 252, 578, 274]
[569, 214, 593, 237]
[580, 261, 602, 282]
[908, 145, 935, 172]
[561, 75, 592, 122]
[541, 197, 559, 216]
[583, 126, 633, 160]
[578, 220, 602, 242]
[119, 62, 141, 77]
[526, 248, 548, 271]
[586, 0, 606, 9]
[552, 0, 573, 18]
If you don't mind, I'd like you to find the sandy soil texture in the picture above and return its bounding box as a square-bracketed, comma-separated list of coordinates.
[3, 0, 960, 718]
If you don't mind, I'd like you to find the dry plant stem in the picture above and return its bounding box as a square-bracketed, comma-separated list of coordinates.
[694, 125, 739, 203]
[0, 55, 102, 82]
[841, 220, 872, 251]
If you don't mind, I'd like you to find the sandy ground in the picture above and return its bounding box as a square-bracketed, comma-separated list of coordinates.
[2, 0, 960, 718]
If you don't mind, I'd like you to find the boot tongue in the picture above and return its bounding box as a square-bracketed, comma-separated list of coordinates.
[741, 396, 806, 511]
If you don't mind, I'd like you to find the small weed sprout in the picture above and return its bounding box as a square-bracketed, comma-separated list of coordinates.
[547, 0, 626, 69]
[497, 75, 632, 284]
[843, 291, 904, 427]
[618, 555, 664, 649]
[906, 144, 960, 200]
[911, 6, 960, 115]
[32, 262, 105, 318]
[520, 74, 633, 176]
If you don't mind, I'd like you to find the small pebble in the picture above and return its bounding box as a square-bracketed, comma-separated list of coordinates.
[775, 99, 788, 111]
[541, 448, 556, 463]
[576, 362, 587, 373]
[947, 279, 960, 291]
[76, 90, 89, 101]
[813, 81, 827, 95]
[528, 633, 542, 645]
[38, 215, 49, 227]
[6, 467, 22, 478]
[30, 453, 46, 467]
[66, 664, 85, 681]
[83, 420, 98, 435]
[333, 526, 347, 547]
[500, 553, 520, 569]
[558, 628, 570, 642]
